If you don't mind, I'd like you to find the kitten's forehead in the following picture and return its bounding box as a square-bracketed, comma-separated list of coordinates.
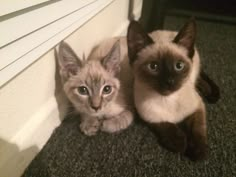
[81, 61, 107, 84]
[67, 61, 117, 91]
[85, 66, 106, 90]
[137, 43, 189, 63]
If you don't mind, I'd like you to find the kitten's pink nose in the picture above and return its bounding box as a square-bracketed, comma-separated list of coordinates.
[90, 97, 101, 111]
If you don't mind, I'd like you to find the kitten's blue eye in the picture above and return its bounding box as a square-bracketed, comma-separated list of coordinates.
[147, 62, 158, 72]
[175, 61, 185, 71]
[103, 85, 112, 94]
[78, 86, 89, 95]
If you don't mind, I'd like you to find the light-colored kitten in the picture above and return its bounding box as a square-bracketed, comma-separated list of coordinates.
[57, 41, 134, 136]
[127, 19, 208, 161]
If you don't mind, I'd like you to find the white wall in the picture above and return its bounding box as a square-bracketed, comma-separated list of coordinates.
[0, 0, 143, 177]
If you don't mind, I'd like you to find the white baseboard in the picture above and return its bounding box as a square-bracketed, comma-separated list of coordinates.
[0, 96, 61, 177]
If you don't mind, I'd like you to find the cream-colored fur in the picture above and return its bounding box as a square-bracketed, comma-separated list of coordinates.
[134, 78, 202, 123]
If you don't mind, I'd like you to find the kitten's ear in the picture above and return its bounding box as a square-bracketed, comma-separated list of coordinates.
[127, 20, 154, 65]
[173, 18, 196, 58]
[58, 42, 82, 78]
[102, 40, 120, 75]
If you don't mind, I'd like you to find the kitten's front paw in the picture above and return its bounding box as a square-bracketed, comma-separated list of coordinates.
[158, 128, 187, 153]
[80, 119, 100, 136]
[101, 111, 133, 133]
[151, 122, 187, 153]
[185, 141, 208, 161]
[101, 119, 119, 133]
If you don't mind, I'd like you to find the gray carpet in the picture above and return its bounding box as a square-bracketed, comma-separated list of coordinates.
[22, 16, 236, 177]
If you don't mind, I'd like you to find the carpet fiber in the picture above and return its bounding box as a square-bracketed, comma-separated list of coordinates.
[22, 16, 236, 177]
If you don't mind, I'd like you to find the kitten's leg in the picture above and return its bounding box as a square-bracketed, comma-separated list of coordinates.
[101, 110, 133, 133]
[180, 104, 208, 161]
[197, 70, 220, 104]
[148, 122, 187, 153]
[80, 116, 100, 136]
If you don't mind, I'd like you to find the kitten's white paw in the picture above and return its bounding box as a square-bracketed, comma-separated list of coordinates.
[101, 110, 133, 133]
[80, 118, 100, 136]
[101, 119, 119, 133]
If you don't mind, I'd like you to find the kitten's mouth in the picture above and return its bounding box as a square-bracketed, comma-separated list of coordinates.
[90, 105, 102, 112]
[90, 109, 102, 115]
[159, 90, 173, 96]
[158, 85, 180, 96]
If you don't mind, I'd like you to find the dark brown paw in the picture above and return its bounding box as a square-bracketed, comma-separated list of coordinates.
[148, 122, 187, 153]
[185, 141, 208, 161]
[158, 126, 187, 153]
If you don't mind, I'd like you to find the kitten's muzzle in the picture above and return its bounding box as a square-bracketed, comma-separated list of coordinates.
[158, 78, 178, 96]
[90, 97, 102, 112]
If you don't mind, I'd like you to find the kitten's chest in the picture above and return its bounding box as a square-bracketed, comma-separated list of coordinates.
[135, 86, 200, 123]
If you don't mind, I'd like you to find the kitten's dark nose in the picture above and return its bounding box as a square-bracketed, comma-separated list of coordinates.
[167, 78, 175, 86]
[91, 105, 100, 111]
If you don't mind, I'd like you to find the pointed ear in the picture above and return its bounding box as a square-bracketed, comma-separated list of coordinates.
[127, 20, 153, 65]
[58, 42, 82, 78]
[173, 18, 197, 58]
[102, 40, 120, 76]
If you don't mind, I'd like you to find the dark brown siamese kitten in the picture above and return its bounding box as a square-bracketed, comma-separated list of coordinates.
[127, 19, 208, 161]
